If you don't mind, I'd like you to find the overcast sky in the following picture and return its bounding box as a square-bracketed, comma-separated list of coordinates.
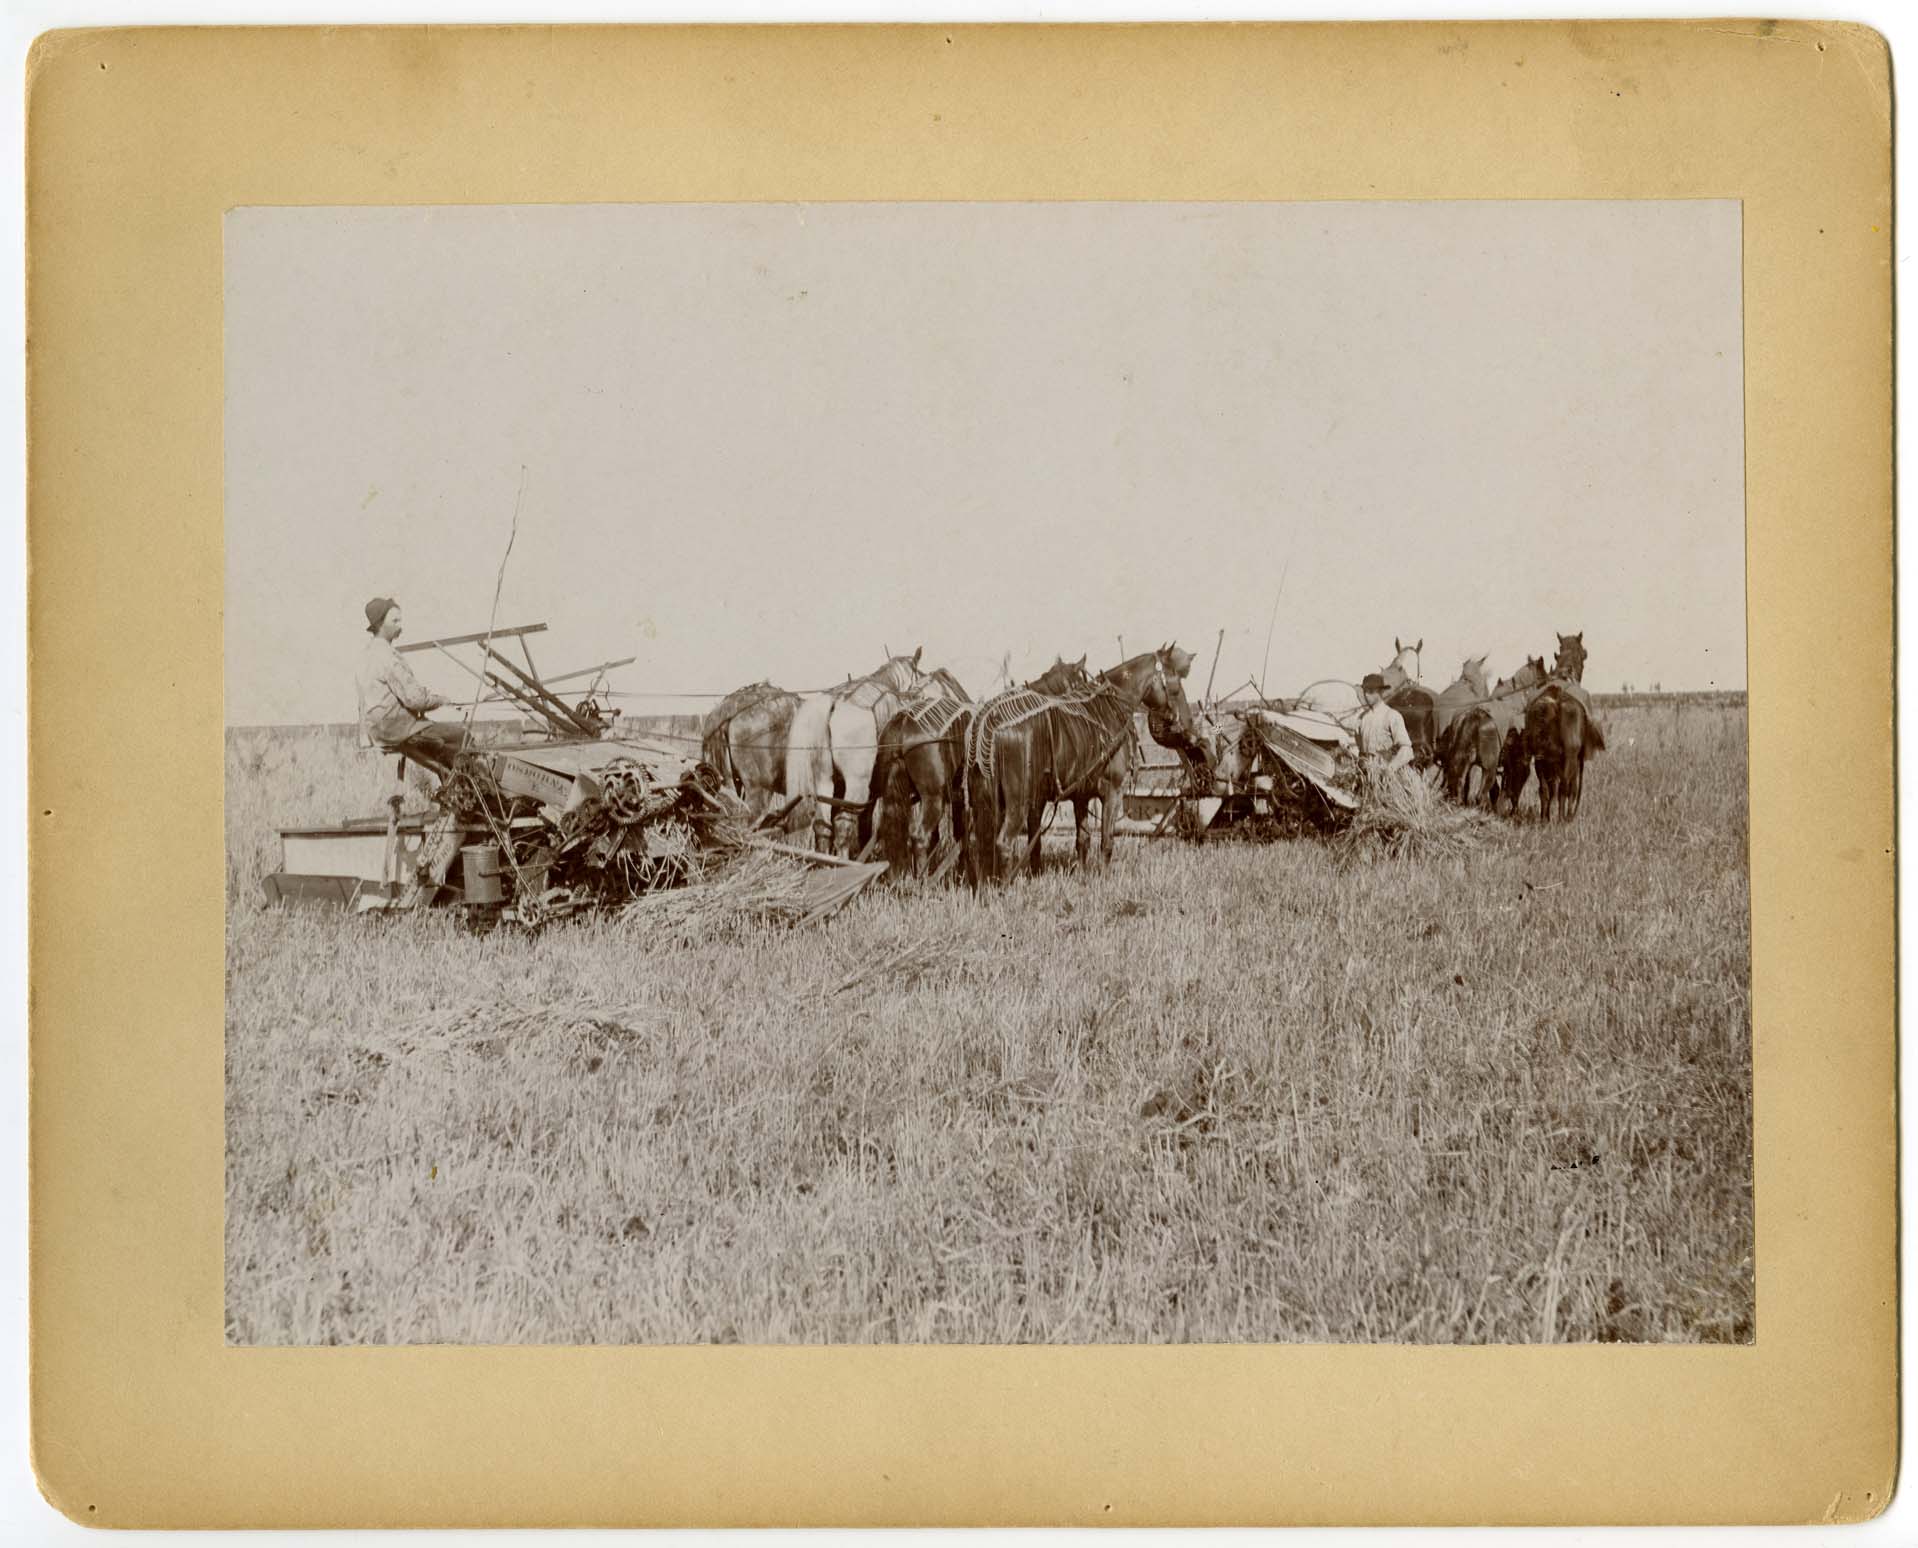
[225, 200, 1743, 725]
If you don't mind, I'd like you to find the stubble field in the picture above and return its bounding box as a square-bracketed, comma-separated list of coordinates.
[226, 702, 1752, 1346]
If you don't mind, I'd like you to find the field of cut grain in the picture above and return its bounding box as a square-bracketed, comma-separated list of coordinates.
[226, 701, 1752, 1345]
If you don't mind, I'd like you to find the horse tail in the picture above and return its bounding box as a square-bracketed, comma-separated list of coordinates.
[1584, 712, 1607, 756]
[869, 717, 893, 811]
[784, 697, 833, 850]
[877, 731, 913, 879]
[946, 716, 971, 861]
[701, 720, 736, 793]
[965, 751, 997, 887]
[1474, 717, 1501, 804]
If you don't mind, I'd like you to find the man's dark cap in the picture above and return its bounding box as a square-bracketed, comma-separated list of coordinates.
[365, 596, 398, 633]
[1361, 672, 1387, 694]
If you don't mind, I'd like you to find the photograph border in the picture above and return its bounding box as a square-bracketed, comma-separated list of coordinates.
[27, 21, 1893, 1526]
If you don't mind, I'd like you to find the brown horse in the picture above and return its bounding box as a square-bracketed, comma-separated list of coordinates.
[1446, 654, 1544, 812]
[876, 656, 1101, 881]
[1438, 706, 1503, 806]
[1553, 631, 1588, 683]
[1374, 639, 1444, 765]
[869, 664, 977, 880]
[1517, 682, 1606, 821]
[968, 644, 1199, 885]
[701, 681, 801, 826]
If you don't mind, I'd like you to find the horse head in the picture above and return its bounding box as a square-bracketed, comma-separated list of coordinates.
[1029, 654, 1091, 695]
[870, 647, 931, 695]
[1384, 637, 1423, 687]
[1461, 654, 1489, 695]
[1142, 648, 1201, 742]
[1494, 655, 1547, 697]
[1553, 632, 1587, 682]
[1189, 713, 1243, 783]
[927, 665, 971, 704]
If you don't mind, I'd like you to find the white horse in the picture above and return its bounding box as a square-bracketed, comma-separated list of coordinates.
[1380, 635, 1424, 689]
[785, 649, 934, 855]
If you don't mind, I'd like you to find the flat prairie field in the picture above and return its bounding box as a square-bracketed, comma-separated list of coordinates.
[225, 702, 1752, 1346]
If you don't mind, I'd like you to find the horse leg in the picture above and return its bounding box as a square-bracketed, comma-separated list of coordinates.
[1025, 795, 1046, 876]
[916, 779, 944, 878]
[999, 795, 1027, 882]
[965, 764, 996, 888]
[947, 763, 967, 876]
[1100, 773, 1121, 867]
[993, 755, 1024, 884]
[1073, 795, 1093, 868]
[785, 705, 832, 853]
[832, 725, 873, 857]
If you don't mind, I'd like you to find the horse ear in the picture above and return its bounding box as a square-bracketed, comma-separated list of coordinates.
[912, 645, 923, 665]
[1075, 654, 1086, 670]
[1416, 638, 1424, 654]
[1395, 636, 1403, 654]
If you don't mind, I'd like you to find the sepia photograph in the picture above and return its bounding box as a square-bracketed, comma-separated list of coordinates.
[224, 198, 1750, 1348]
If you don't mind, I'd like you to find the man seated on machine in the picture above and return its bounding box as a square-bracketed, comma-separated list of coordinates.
[355, 596, 472, 778]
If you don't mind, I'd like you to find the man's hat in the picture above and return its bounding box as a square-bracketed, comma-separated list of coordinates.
[365, 596, 398, 632]
[1361, 672, 1387, 694]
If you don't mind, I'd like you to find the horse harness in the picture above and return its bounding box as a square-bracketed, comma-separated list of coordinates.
[966, 665, 1168, 792]
[705, 682, 789, 743]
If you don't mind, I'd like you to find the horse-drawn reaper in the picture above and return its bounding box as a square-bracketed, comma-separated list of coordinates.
[262, 621, 889, 927]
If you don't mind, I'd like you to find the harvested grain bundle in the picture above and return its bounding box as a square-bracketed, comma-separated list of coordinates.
[1335, 767, 1500, 863]
[619, 846, 811, 940]
[678, 777, 781, 864]
[618, 845, 887, 943]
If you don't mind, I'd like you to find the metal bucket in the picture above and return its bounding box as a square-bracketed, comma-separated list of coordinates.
[460, 843, 505, 905]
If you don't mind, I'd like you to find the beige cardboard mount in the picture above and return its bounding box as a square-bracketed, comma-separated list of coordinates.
[26, 22, 1894, 1528]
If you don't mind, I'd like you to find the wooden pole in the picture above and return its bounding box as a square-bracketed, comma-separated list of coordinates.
[752, 838, 868, 869]
[483, 670, 575, 737]
[1203, 627, 1225, 708]
[1257, 563, 1290, 699]
[482, 644, 598, 735]
[397, 621, 547, 656]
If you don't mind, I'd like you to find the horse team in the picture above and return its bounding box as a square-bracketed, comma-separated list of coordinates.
[1391, 630, 1606, 822]
[699, 628, 1603, 888]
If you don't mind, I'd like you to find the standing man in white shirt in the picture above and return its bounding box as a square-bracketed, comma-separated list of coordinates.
[355, 597, 471, 775]
[1355, 671, 1417, 799]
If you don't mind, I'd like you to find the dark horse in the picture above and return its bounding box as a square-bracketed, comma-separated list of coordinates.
[1553, 630, 1588, 683]
[1442, 655, 1545, 808]
[1505, 634, 1599, 820]
[875, 657, 1099, 881]
[1439, 709, 1503, 807]
[967, 644, 1199, 885]
[868, 664, 976, 881]
[1516, 680, 1606, 821]
[1378, 640, 1440, 767]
